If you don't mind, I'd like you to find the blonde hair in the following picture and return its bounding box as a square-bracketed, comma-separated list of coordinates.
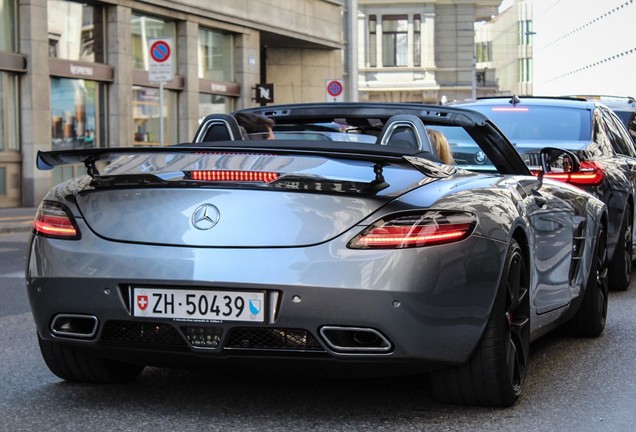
[427, 129, 454, 164]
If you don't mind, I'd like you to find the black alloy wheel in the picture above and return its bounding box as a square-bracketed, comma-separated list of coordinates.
[609, 206, 632, 291]
[430, 239, 530, 407]
[569, 223, 609, 337]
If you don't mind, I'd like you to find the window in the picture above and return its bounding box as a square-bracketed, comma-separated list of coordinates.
[0, 72, 19, 152]
[603, 109, 636, 157]
[47, 0, 106, 63]
[368, 15, 377, 68]
[198, 28, 233, 81]
[519, 20, 533, 46]
[132, 86, 178, 146]
[0, 0, 16, 51]
[382, 15, 408, 67]
[131, 14, 177, 73]
[50, 78, 103, 151]
[476, 42, 491, 63]
[413, 15, 421, 67]
[199, 94, 234, 123]
[519, 58, 532, 83]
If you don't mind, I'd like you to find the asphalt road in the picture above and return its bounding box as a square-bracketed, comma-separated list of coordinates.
[2, 231, 636, 431]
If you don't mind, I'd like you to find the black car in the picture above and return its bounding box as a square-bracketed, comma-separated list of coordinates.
[569, 95, 636, 145]
[458, 96, 636, 291]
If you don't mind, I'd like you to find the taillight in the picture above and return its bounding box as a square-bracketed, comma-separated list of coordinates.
[532, 161, 605, 186]
[33, 201, 81, 240]
[348, 211, 476, 249]
[186, 170, 279, 183]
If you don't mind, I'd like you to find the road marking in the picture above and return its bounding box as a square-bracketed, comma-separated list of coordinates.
[0, 272, 24, 279]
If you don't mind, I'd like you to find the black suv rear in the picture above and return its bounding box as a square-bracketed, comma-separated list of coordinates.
[458, 96, 636, 291]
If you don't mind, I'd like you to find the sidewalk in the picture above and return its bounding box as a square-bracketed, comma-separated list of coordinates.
[0, 207, 37, 234]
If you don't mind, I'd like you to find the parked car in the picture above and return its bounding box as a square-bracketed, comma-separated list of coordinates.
[567, 95, 636, 144]
[457, 96, 636, 291]
[28, 102, 608, 407]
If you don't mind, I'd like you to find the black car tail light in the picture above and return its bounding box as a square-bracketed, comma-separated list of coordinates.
[348, 211, 476, 249]
[33, 201, 81, 240]
[533, 160, 605, 186]
[186, 170, 279, 183]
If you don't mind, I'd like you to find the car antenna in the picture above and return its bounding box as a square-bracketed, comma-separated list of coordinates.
[509, 95, 521, 107]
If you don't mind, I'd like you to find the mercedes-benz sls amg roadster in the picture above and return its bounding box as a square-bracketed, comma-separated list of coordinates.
[27, 103, 608, 407]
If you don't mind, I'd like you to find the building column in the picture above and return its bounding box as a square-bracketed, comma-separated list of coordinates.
[235, 29, 261, 109]
[107, 5, 132, 148]
[177, 20, 199, 142]
[19, 0, 52, 206]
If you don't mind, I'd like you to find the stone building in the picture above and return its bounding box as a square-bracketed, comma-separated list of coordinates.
[0, 0, 344, 207]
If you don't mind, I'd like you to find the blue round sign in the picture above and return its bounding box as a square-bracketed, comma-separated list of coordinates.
[327, 80, 343, 97]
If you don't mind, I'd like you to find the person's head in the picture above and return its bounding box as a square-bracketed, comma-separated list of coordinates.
[427, 129, 454, 164]
[234, 112, 275, 140]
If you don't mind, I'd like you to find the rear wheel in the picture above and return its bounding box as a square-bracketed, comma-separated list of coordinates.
[609, 206, 632, 291]
[568, 224, 609, 337]
[430, 239, 530, 407]
[38, 336, 144, 383]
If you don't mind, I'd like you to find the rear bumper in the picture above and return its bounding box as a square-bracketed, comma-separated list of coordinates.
[26, 232, 506, 369]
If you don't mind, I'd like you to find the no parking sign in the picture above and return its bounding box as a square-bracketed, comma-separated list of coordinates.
[326, 79, 344, 102]
[149, 38, 173, 83]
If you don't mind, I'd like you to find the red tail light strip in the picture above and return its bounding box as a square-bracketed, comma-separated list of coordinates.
[187, 170, 279, 183]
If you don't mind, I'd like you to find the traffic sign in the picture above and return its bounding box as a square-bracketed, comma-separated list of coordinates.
[326, 79, 344, 102]
[149, 38, 173, 83]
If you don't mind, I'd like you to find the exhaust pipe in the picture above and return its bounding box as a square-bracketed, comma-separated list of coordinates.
[51, 314, 98, 339]
[319, 326, 392, 354]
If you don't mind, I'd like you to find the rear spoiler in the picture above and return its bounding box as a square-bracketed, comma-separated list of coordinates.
[37, 143, 430, 173]
[37, 143, 455, 179]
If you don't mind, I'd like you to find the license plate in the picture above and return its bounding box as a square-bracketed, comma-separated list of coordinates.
[132, 287, 265, 322]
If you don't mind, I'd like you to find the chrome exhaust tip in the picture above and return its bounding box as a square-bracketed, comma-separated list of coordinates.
[319, 326, 392, 354]
[51, 314, 98, 339]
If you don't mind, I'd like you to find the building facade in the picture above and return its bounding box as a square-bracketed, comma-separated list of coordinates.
[532, 0, 636, 96]
[475, 0, 533, 97]
[0, 0, 344, 208]
[356, 0, 502, 104]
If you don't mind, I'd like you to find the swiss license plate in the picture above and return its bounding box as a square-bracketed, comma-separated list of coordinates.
[132, 287, 265, 322]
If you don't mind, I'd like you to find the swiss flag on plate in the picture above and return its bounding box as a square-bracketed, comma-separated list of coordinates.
[137, 295, 149, 311]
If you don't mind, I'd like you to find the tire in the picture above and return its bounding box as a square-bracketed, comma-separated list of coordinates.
[609, 206, 632, 291]
[430, 239, 530, 407]
[568, 224, 609, 337]
[38, 336, 145, 383]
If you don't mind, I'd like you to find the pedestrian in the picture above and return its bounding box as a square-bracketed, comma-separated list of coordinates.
[234, 112, 275, 140]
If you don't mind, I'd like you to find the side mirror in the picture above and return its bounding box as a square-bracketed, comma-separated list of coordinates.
[539, 147, 580, 175]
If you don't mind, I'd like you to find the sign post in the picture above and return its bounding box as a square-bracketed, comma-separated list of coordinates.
[148, 38, 173, 146]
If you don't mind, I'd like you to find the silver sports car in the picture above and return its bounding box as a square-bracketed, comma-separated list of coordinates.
[27, 103, 608, 407]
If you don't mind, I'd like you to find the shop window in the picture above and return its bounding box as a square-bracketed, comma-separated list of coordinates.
[0, 72, 19, 152]
[50, 78, 103, 150]
[131, 14, 177, 74]
[47, 0, 106, 63]
[0, 167, 5, 196]
[198, 93, 234, 122]
[198, 28, 233, 82]
[132, 86, 178, 146]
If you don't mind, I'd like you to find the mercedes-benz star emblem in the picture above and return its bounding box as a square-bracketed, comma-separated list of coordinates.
[191, 204, 220, 230]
